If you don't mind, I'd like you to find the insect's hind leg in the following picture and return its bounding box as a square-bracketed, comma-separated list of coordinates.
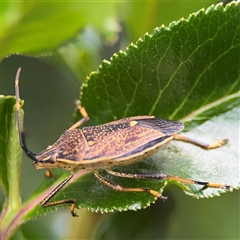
[174, 134, 228, 149]
[94, 170, 167, 200]
[106, 169, 232, 190]
[68, 101, 89, 130]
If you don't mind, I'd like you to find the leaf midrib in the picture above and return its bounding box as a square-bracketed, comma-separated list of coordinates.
[179, 90, 240, 122]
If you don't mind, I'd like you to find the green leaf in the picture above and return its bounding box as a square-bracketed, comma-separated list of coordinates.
[72, 2, 238, 211]
[1, 2, 118, 58]
[0, 96, 22, 201]
[0, 96, 13, 194]
[81, 2, 240, 123]
[2, 1, 239, 224]
[0, 95, 23, 236]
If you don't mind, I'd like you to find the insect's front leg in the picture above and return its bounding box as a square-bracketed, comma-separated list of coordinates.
[174, 134, 228, 149]
[45, 169, 53, 178]
[68, 101, 89, 130]
[41, 172, 78, 217]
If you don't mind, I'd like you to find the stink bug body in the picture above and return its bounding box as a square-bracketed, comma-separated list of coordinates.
[15, 68, 231, 217]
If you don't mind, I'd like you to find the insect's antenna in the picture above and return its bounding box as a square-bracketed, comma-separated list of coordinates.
[15, 68, 37, 161]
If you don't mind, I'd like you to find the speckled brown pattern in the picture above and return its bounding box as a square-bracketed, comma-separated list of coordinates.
[34, 116, 183, 171]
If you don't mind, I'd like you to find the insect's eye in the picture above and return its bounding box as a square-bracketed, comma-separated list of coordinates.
[40, 158, 55, 164]
[38, 152, 58, 164]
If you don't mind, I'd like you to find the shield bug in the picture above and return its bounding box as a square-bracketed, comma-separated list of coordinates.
[15, 68, 231, 217]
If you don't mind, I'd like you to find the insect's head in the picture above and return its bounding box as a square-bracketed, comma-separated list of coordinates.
[33, 145, 60, 169]
[33, 129, 86, 170]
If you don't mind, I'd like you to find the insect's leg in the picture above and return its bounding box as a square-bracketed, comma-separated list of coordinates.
[68, 101, 89, 130]
[107, 169, 232, 190]
[45, 169, 53, 178]
[94, 170, 167, 200]
[174, 134, 228, 149]
[41, 172, 78, 217]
